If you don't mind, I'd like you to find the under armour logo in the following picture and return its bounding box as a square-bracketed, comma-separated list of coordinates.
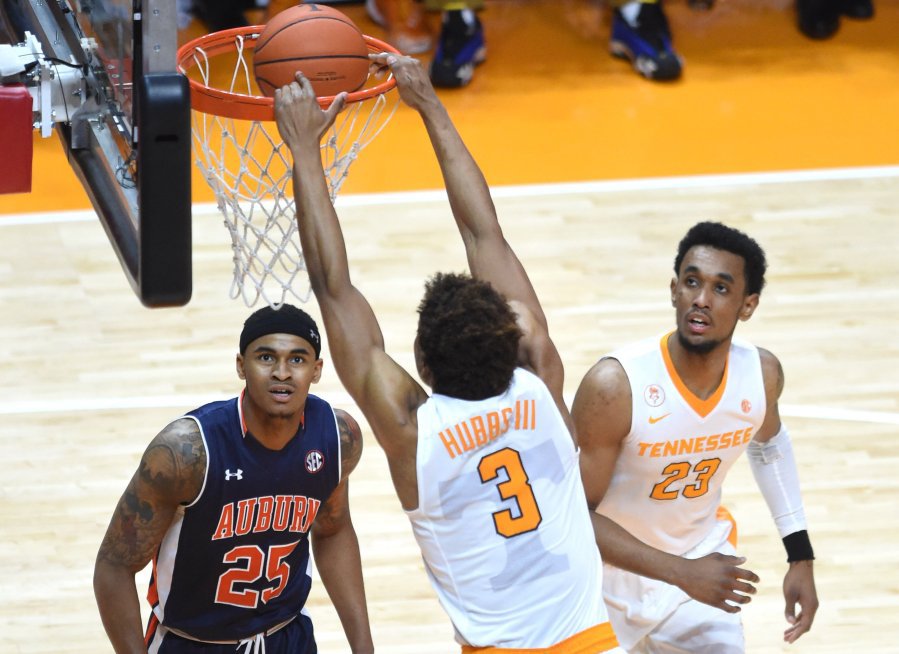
[225, 468, 243, 481]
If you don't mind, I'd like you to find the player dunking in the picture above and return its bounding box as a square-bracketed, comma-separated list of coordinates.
[273, 55, 624, 652]
[94, 305, 373, 653]
[573, 222, 819, 652]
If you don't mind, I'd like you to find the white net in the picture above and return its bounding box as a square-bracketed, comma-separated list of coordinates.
[182, 32, 398, 308]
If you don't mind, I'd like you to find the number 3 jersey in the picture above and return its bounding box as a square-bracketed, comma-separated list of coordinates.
[148, 391, 341, 642]
[598, 332, 766, 555]
[408, 368, 610, 648]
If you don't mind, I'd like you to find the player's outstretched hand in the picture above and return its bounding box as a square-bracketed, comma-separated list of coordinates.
[676, 552, 759, 613]
[783, 560, 818, 643]
[369, 52, 438, 112]
[274, 72, 347, 152]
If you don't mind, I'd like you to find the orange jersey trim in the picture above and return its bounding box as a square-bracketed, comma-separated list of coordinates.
[717, 505, 739, 548]
[145, 611, 160, 647]
[660, 332, 729, 419]
[147, 557, 159, 606]
[461, 622, 619, 654]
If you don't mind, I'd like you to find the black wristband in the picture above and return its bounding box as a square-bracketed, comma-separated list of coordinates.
[783, 529, 815, 562]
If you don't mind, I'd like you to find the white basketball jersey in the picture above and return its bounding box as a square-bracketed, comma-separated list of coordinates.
[408, 368, 608, 648]
[598, 333, 766, 555]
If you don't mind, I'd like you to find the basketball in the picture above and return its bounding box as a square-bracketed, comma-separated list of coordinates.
[253, 3, 370, 98]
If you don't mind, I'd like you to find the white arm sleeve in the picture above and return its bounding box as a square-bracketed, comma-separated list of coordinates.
[746, 423, 808, 538]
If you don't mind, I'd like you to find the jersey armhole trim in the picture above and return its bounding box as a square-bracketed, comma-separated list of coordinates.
[181, 414, 210, 508]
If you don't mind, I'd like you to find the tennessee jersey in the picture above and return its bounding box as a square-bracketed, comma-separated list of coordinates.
[148, 391, 340, 642]
[408, 368, 610, 648]
[598, 332, 766, 555]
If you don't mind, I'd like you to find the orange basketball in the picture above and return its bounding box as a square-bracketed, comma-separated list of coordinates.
[254, 3, 370, 98]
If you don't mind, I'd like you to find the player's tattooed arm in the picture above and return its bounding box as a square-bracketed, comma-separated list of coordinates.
[311, 409, 372, 652]
[96, 418, 206, 571]
[312, 409, 363, 536]
[335, 408, 364, 481]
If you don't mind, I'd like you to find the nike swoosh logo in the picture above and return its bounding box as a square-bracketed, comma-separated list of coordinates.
[648, 413, 671, 424]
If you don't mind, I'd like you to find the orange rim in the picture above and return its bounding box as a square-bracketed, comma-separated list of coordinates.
[176, 26, 400, 122]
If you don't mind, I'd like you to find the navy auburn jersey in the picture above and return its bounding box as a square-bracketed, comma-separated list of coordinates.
[147, 391, 341, 641]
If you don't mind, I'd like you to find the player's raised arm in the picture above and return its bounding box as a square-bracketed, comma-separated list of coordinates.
[274, 74, 426, 447]
[371, 53, 545, 325]
[372, 53, 565, 400]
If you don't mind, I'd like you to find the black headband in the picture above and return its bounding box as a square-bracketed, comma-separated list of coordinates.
[239, 304, 321, 358]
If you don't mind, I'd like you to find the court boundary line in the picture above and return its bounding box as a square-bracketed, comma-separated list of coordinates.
[3, 165, 896, 426]
[2, 164, 898, 225]
[1, 394, 896, 426]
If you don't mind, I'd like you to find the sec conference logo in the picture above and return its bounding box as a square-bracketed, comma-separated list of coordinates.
[644, 384, 666, 408]
[305, 450, 325, 473]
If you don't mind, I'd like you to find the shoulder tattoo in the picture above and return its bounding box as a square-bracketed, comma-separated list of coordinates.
[335, 409, 363, 478]
[141, 419, 206, 501]
[774, 357, 785, 397]
[758, 348, 785, 402]
[97, 419, 206, 568]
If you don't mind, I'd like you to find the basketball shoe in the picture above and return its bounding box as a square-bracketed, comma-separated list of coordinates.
[366, 0, 432, 55]
[797, 0, 873, 40]
[840, 0, 874, 19]
[429, 9, 486, 88]
[610, 1, 682, 81]
[797, 0, 840, 39]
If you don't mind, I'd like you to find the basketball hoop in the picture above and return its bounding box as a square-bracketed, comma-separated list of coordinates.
[177, 27, 400, 308]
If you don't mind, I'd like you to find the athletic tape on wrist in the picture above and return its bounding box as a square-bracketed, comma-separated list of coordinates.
[783, 529, 815, 562]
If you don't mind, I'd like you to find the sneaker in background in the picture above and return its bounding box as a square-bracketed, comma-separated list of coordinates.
[839, 0, 874, 19]
[429, 9, 487, 88]
[797, 0, 840, 39]
[610, 1, 683, 81]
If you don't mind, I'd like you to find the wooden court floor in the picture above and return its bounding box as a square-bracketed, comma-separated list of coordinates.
[1, 1, 899, 653]
[2, 172, 899, 653]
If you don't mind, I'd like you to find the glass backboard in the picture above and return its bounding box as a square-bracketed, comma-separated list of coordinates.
[0, 0, 192, 307]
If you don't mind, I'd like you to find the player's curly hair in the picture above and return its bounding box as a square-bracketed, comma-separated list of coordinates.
[416, 272, 522, 400]
[674, 222, 768, 295]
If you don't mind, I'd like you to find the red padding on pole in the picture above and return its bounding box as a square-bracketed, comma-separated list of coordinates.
[0, 84, 33, 194]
